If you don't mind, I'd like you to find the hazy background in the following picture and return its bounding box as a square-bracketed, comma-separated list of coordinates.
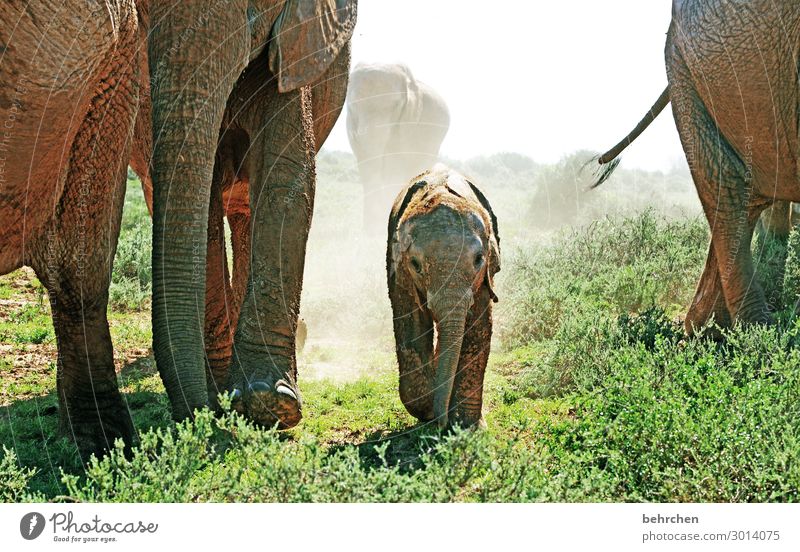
[323, 0, 685, 173]
[301, 1, 698, 380]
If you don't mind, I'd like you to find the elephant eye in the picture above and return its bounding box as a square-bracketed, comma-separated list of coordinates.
[410, 257, 423, 274]
[474, 252, 484, 268]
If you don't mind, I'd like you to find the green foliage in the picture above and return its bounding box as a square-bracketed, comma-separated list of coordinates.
[549, 325, 800, 501]
[783, 226, 800, 311]
[3, 156, 800, 503]
[61, 407, 544, 502]
[498, 210, 708, 348]
[0, 447, 40, 502]
[0, 302, 53, 344]
[110, 179, 152, 311]
[752, 229, 789, 311]
[56, 325, 800, 502]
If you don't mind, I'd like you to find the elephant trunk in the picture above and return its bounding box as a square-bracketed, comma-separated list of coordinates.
[147, 2, 249, 420]
[430, 291, 470, 429]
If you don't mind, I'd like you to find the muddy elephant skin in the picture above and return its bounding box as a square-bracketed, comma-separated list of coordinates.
[132, 38, 350, 423]
[595, 1, 800, 334]
[387, 166, 500, 428]
[145, 0, 356, 431]
[0, 1, 142, 457]
[0, 0, 354, 457]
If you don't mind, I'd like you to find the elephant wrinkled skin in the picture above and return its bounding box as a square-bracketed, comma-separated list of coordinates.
[0, 1, 142, 458]
[132, 38, 350, 422]
[146, 0, 356, 431]
[387, 166, 500, 429]
[0, 0, 355, 457]
[595, 0, 800, 335]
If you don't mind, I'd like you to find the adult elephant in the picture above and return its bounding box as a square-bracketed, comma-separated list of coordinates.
[146, 0, 356, 429]
[0, 1, 142, 457]
[131, 25, 347, 417]
[0, 0, 352, 458]
[593, 0, 798, 334]
[346, 63, 450, 230]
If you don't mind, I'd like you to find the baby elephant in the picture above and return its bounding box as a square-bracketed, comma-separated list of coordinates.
[387, 166, 500, 429]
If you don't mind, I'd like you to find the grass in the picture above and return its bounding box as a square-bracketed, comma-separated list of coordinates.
[1, 152, 799, 502]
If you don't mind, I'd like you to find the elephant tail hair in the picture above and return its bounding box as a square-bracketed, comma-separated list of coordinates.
[590, 86, 670, 188]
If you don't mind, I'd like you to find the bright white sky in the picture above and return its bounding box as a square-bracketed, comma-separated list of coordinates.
[323, 0, 687, 172]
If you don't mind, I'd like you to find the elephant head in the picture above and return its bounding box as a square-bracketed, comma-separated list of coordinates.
[146, 0, 356, 422]
[388, 167, 499, 428]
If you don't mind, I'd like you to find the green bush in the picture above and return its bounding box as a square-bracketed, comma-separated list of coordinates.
[498, 210, 708, 348]
[0, 447, 40, 502]
[57, 325, 800, 503]
[548, 324, 800, 501]
[752, 229, 789, 311]
[783, 226, 800, 312]
[60, 407, 555, 502]
[110, 181, 152, 311]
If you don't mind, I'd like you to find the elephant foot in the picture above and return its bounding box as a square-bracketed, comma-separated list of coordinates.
[447, 410, 486, 430]
[684, 292, 731, 337]
[59, 402, 136, 460]
[230, 379, 302, 429]
[734, 308, 774, 328]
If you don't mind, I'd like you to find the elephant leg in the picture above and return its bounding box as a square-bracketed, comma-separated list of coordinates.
[668, 43, 771, 327]
[448, 286, 492, 428]
[387, 281, 435, 421]
[760, 201, 792, 240]
[32, 134, 135, 459]
[228, 211, 251, 327]
[685, 241, 731, 335]
[227, 84, 315, 429]
[203, 165, 235, 404]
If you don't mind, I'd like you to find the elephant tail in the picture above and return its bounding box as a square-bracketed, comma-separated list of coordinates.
[591, 86, 670, 188]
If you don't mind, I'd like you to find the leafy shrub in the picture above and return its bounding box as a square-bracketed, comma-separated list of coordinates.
[111, 183, 152, 311]
[547, 324, 800, 501]
[60, 406, 555, 502]
[617, 306, 684, 351]
[0, 447, 40, 502]
[498, 210, 707, 348]
[56, 327, 800, 504]
[783, 226, 800, 312]
[752, 229, 789, 311]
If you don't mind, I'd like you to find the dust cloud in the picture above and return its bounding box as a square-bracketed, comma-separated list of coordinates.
[298, 149, 699, 383]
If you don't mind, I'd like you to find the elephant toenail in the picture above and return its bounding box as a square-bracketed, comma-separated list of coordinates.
[275, 383, 298, 401]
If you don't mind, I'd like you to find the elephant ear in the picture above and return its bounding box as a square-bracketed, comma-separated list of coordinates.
[387, 178, 427, 280]
[269, 0, 357, 93]
[467, 179, 501, 301]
